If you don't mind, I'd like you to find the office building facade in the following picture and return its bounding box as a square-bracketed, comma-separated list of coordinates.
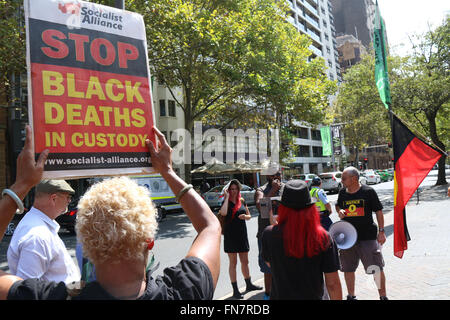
[286, 0, 342, 174]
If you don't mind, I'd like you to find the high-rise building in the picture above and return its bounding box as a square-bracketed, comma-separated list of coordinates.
[336, 34, 367, 74]
[287, 0, 341, 82]
[330, 0, 376, 49]
[285, 0, 342, 174]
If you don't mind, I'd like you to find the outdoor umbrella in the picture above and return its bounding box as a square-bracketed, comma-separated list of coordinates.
[190, 158, 238, 175]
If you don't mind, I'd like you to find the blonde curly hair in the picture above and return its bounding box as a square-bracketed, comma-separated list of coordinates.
[75, 176, 158, 265]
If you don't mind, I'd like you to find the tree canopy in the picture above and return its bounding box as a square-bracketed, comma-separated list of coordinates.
[333, 17, 449, 184]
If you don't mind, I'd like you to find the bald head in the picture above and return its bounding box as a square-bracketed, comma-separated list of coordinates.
[342, 166, 361, 189]
[343, 166, 360, 179]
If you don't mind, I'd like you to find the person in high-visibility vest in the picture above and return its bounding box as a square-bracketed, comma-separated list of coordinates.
[310, 177, 333, 231]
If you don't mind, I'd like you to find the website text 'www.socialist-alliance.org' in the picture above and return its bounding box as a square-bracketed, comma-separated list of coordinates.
[44, 154, 150, 169]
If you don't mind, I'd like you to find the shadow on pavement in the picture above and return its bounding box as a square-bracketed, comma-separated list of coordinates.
[155, 211, 194, 240]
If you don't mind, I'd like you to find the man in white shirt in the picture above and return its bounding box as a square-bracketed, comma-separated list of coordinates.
[7, 180, 80, 284]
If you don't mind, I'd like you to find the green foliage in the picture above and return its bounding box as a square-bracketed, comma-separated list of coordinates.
[333, 53, 392, 152]
[131, 0, 335, 132]
[0, 0, 26, 98]
[334, 17, 449, 183]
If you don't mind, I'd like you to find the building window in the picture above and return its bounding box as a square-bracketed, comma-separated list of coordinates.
[313, 146, 323, 157]
[168, 100, 176, 117]
[297, 145, 311, 157]
[159, 100, 166, 116]
[295, 127, 309, 139]
[311, 129, 321, 141]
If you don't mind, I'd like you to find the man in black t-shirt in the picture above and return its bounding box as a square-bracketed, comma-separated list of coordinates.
[336, 167, 388, 301]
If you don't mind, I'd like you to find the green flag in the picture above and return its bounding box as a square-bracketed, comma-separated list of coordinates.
[373, 0, 391, 110]
[320, 126, 332, 156]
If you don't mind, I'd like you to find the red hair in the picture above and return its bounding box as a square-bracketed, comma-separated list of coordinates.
[277, 204, 329, 258]
[229, 181, 242, 220]
[230, 192, 242, 220]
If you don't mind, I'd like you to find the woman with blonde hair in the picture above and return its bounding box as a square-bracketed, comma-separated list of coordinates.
[1, 126, 221, 300]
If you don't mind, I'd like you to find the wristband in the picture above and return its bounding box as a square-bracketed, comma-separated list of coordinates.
[176, 184, 193, 203]
[2, 189, 25, 214]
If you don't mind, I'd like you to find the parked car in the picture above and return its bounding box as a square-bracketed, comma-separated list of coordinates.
[4, 208, 29, 237]
[55, 198, 79, 234]
[359, 173, 367, 185]
[291, 173, 319, 188]
[364, 170, 381, 184]
[319, 171, 343, 193]
[202, 182, 256, 209]
[5, 199, 78, 236]
[376, 169, 393, 182]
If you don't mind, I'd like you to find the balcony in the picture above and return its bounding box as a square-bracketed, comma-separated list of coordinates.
[307, 29, 321, 44]
[297, 21, 307, 33]
[303, 0, 319, 18]
[287, 15, 296, 26]
[309, 44, 323, 57]
[304, 12, 320, 30]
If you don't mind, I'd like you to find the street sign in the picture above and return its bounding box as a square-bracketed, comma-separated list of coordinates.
[24, 0, 156, 179]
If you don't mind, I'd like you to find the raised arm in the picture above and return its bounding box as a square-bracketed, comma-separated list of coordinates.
[0, 125, 49, 299]
[146, 127, 221, 288]
[218, 188, 229, 217]
[0, 125, 48, 242]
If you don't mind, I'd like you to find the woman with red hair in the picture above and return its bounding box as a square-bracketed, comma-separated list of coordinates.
[262, 180, 342, 300]
[219, 179, 261, 299]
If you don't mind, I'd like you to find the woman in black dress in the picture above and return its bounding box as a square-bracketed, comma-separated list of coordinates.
[219, 179, 261, 299]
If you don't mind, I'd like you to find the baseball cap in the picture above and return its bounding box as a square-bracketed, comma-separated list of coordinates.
[36, 179, 75, 195]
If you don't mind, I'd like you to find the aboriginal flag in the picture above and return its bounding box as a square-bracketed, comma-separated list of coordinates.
[392, 114, 445, 258]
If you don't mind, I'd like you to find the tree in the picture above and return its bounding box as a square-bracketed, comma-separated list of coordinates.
[131, 0, 335, 181]
[334, 18, 449, 185]
[396, 18, 449, 185]
[332, 53, 393, 163]
[0, 0, 26, 102]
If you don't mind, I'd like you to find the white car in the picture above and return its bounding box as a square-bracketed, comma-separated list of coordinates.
[359, 174, 367, 185]
[202, 183, 256, 209]
[319, 171, 343, 193]
[363, 170, 381, 184]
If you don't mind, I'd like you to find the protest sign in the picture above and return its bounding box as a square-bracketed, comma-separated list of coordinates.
[24, 0, 156, 179]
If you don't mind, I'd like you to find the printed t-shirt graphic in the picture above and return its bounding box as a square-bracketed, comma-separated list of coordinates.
[342, 199, 365, 217]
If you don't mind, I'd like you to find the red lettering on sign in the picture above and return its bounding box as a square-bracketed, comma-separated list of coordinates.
[68, 33, 89, 62]
[90, 38, 116, 66]
[117, 42, 139, 69]
[41, 29, 69, 59]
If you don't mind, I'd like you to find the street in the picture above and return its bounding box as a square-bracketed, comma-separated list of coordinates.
[1, 169, 449, 300]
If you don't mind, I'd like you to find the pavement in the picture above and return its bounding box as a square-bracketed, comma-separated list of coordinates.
[219, 183, 450, 300]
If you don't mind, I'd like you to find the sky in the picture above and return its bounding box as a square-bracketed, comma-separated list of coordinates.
[377, 0, 449, 56]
